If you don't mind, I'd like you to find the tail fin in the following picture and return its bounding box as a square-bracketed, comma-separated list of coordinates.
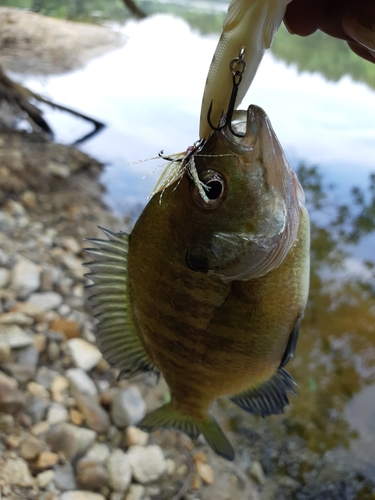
[138, 403, 234, 461]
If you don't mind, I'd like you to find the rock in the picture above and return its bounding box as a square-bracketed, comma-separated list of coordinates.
[17, 343, 39, 366]
[2, 457, 34, 487]
[75, 393, 110, 433]
[25, 394, 49, 423]
[2, 361, 35, 384]
[33, 451, 60, 470]
[47, 403, 69, 424]
[62, 236, 81, 254]
[35, 367, 60, 389]
[21, 190, 37, 208]
[7, 433, 21, 449]
[31, 420, 50, 436]
[47, 339, 61, 361]
[107, 449, 132, 492]
[40, 267, 54, 292]
[27, 381, 50, 399]
[0, 267, 10, 288]
[0, 370, 25, 413]
[37, 469, 55, 489]
[47, 422, 97, 461]
[127, 445, 166, 483]
[192, 450, 207, 464]
[124, 426, 149, 447]
[111, 386, 146, 428]
[34, 333, 47, 352]
[11, 300, 45, 317]
[51, 375, 69, 402]
[66, 368, 98, 397]
[110, 493, 125, 500]
[61, 254, 85, 279]
[47, 161, 71, 178]
[67, 338, 102, 371]
[0, 344, 11, 363]
[0, 210, 15, 232]
[6, 199, 25, 216]
[249, 460, 266, 485]
[0, 249, 9, 266]
[0, 413, 15, 433]
[0, 324, 33, 348]
[59, 491, 106, 500]
[4, 344, 39, 383]
[191, 472, 202, 490]
[12, 258, 41, 299]
[19, 434, 45, 461]
[144, 485, 161, 497]
[54, 462, 77, 490]
[27, 292, 63, 311]
[195, 461, 214, 485]
[0, 311, 34, 325]
[70, 408, 84, 426]
[165, 459, 176, 475]
[84, 443, 110, 464]
[76, 458, 108, 490]
[125, 485, 145, 500]
[50, 317, 81, 339]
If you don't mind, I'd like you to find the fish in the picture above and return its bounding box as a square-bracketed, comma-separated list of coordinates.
[199, 0, 292, 139]
[84, 104, 310, 461]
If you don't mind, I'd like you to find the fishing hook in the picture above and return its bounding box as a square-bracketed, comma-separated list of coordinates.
[207, 46, 246, 138]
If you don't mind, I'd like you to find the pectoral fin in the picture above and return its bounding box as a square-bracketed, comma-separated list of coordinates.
[279, 317, 301, 368]
[84, 227, 158, 379]
[229, 367, 297, 417]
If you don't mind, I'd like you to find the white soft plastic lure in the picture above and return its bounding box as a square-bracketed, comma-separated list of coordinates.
[199, 0, 292, 139]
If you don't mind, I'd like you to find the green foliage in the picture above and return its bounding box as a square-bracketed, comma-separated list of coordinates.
[272, 25, 375, 90]
[2, 0, 130, 24]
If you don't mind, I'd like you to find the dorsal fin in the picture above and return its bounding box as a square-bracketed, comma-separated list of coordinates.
[84, 227, 158, 379]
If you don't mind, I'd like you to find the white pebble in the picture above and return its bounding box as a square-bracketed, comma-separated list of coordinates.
[66, 338, 102, 371]
[128, 445, 166, 483]
[107, 449, 132, 492]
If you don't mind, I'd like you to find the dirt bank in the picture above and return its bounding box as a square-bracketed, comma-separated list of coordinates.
[0, 7, 125, 75]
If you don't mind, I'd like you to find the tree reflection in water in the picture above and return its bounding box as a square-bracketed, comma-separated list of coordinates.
[281, 164, 375, 465]
[226, 165, 375, 492]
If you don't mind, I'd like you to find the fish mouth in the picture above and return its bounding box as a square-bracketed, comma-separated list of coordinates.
[222, 105, 266, 150]
[185, 251, 210, 274]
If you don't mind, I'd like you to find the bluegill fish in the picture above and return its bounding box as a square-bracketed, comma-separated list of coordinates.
[200, 0, 291, 138]
[85, 105, 310, 461]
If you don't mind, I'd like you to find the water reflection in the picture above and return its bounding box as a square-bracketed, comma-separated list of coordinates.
[276, 165, 375, 477]
[15, 14, 375, 216]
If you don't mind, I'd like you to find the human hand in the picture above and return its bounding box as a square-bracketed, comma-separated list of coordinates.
[284, 0, 375, 63]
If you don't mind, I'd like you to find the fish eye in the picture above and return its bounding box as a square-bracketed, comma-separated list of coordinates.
[191, 170, 226, 210]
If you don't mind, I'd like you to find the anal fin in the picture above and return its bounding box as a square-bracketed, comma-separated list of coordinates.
[229, 368, 297, 418]
[84, 227, 158, 379]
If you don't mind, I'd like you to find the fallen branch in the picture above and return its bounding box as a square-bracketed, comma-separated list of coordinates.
[122, 0, 147, 19]
[0, 66, 105, 144]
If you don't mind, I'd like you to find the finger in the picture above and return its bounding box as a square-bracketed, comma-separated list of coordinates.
[284, 0, 328, 36]
[347, 41, 375, 63]
[342, 11, 375, 53]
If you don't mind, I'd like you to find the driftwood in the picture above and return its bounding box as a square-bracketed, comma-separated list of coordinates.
[0, 66, 105, 144]
[122, 0, 147, 19]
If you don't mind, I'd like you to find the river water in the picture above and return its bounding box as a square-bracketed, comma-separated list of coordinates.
[8, 8, 375, 484]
